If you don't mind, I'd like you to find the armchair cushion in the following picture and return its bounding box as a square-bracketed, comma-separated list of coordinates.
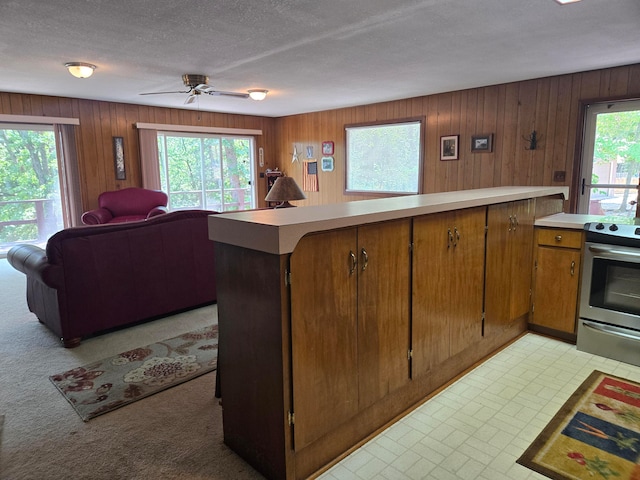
[81, 187, 168, 225]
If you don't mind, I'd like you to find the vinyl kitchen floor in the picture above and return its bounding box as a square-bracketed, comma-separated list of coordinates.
[317, 332, 640, 480]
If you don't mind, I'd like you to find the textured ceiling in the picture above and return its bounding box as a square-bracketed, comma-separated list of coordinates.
[1, 0, 639, 118]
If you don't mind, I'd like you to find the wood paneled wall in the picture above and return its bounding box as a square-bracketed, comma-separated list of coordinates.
[274, 63, 640, 211]
[1, 62, 639, 214]
[0, 93, 277, 211]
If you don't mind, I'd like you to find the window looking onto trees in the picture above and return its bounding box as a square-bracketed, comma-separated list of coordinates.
[579, 100, 640, 219]
[0, 124, 64, 255]
[345, 119, 423, 194]
[157, 132, 256, 212]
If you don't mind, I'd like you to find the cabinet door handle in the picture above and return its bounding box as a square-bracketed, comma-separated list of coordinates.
[349, 250, 357, 276]
[508, 215, 513, 232]
[447, 229, 454, 249]
[555, 235, 563, 242]
[361, 248, 369, 271]
[570, 260, 575, 276]
[513, 214, 518, 232]
[454, 227, 460, 247]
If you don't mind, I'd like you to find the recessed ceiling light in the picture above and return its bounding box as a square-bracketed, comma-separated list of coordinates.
[554, 0, 581, 4]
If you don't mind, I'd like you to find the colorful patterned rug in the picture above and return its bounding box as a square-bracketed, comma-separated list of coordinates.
[50, 325, 218, 421]
[518, 370, 640, 479]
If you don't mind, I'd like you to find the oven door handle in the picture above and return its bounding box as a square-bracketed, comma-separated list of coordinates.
[582, 320, 640, 342]
[589, 245, 640, 259]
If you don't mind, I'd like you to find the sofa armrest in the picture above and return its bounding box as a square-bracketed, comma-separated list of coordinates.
[146, 206, 169, 219]
[7, 244, 63, 288]
[81, 208, 113, 225]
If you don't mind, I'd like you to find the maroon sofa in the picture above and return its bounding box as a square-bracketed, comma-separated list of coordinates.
[8, 210, 218, 347]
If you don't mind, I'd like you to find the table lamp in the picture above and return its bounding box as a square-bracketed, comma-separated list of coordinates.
[264, 176, 306, 208]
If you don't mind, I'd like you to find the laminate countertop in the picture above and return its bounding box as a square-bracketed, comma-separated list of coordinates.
[209, 186, 568, 255]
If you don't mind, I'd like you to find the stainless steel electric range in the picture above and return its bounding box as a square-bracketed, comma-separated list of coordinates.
[577, 220, 640, 366]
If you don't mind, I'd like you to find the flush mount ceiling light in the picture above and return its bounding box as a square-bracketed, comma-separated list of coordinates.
[64, 62, 96, 79]
[554, 0, 581, 4]
[248, 89, 268, 101]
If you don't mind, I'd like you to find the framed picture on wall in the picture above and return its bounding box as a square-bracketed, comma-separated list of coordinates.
[471, 134, 493, 153]
[113, 136, 126, 180]
[322, 141, 334, 155]
[440, 135, 459, 161]
[321, 156, 334, 172]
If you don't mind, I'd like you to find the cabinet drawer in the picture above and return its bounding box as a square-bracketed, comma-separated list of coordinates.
[537, 228, 583, 249]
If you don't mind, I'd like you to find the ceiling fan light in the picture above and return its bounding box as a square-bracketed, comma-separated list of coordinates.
[64, 62, 96, 78]
[248, 89, 268, 101]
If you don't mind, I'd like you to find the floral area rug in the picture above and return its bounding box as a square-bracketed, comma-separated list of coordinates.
[50, 325, 217, 421]
[518, 370, 640, 479]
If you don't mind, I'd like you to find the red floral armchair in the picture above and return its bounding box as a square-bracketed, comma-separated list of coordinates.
[81, 187, 169, 225]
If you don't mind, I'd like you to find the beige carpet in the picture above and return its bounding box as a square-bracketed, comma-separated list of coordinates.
[0, 258, 264, 480]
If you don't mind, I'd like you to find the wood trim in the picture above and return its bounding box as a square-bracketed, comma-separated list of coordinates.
[0, 113, 79, 125]
[135, 121, 262, 135]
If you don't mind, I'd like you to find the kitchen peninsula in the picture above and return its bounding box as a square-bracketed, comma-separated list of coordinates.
[209, 186, 568, 480]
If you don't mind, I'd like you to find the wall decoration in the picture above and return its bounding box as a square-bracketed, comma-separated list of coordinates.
[306, 145, 314, 159]
[322, 141, 334, 155]
[302, 159, 319, 191]
[524, 130, 540, 150]
[471, 134, 493, 153]
[113, 136, 126, 179]
[440, 135, 459, 161]
[321, 156, 334, 172]
[291, 145, 300, 163]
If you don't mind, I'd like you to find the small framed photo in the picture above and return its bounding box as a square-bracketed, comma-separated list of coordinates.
[322, 141, 334, 155]
[471, 134, 494, 153]
[440, 135, 459, 161]
[321, 156, 334, 172]
[113, 136, 126, 180]
[306, 145, 314, 159]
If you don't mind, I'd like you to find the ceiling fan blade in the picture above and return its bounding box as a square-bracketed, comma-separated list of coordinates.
[193, 84, 213, 93]
[184, 94, 197, 105]
[205, 90, 250, 99]
[139, 90, 190, 96]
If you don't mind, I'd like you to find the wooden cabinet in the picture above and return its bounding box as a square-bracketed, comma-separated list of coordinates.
[530, 228, 582, 336]
[210, 188, 566, 480]
[412, 207, 486, 377]
[289, 219, 411, 450]
[485, 199, 534, 336]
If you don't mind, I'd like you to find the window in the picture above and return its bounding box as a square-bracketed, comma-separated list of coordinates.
[0, 124, 65, 254]
[345, 119, 423, 194]
[579, 100, 640, 219]
[157, 132, 256, 212]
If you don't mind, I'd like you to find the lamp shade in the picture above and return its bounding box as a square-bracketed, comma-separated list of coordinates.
[264, 176, 306, 208]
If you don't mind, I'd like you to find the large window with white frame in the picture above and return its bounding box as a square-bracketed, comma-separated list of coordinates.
[157, 132, 256, 212]
[345, 118, 424, 194]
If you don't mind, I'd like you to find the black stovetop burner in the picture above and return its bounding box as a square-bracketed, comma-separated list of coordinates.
[584, 221, 640, 247]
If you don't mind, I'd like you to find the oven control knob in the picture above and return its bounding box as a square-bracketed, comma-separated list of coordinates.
[609, 224, 619, 231]
[595, 223, 605, 230]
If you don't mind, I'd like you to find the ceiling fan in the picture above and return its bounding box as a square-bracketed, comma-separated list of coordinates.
[140, 74, 251, 104]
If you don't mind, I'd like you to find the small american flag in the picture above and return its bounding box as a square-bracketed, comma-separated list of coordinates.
[302, 160, 319, 192]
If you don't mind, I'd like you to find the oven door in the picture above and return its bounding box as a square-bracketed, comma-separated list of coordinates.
[580, 242, 640, 329]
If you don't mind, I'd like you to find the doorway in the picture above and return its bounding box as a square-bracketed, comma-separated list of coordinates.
[0, 124, 64, 256]
[578, 100, 640, 219]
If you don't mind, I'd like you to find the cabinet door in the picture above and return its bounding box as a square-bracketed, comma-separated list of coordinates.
[485, 200, 534, 336]
[509, 199, 534, 320]
[449, 208, 486, 357]
[484, 203, 511, 337]
[532, 246, 581, 333]
[358, 219, 411, 409]
[412, 212, 452, 377]
[290, 229, 358, 451]
[412, 207, 485, 376]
